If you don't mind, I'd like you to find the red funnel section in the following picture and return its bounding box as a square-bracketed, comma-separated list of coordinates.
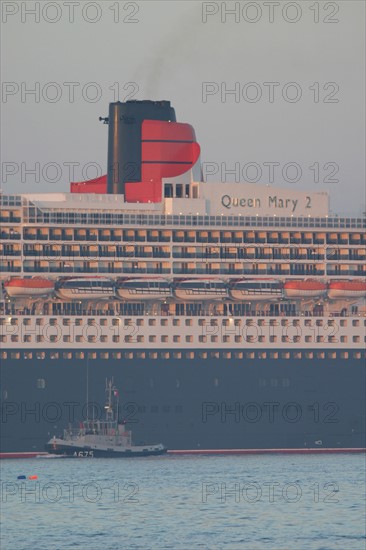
[125, 120, 200, 202]
[70, 111, 200, 203]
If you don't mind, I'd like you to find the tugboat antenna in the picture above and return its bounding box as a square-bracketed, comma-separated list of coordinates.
[86, 357, 89, 423]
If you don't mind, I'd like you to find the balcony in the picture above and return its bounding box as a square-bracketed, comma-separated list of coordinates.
[0, 266, 21, 272]
[0, 232, 21, 240]
[0, 250, 21, 256]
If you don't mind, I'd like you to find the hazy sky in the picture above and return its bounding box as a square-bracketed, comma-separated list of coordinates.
[1, 0, 365, 215]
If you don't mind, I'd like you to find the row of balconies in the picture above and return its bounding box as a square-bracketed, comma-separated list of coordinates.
[14, 229, 366, 245]
[2, 243, 365, 260]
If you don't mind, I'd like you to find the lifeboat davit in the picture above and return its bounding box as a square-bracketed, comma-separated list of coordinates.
[283, 280, 326, 299]
[229, 279, 282, 301]
[174, 279, 227, 301]
[116, 278, 171, 301]
[4, 278, 54, 297]
[55, 277, 115, 300]
[328, 281, 366, 300]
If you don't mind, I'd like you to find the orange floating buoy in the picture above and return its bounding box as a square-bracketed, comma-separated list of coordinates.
[28, 475, 38, 480]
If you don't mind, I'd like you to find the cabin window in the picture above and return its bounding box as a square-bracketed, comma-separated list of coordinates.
[164, 184, 173, 198]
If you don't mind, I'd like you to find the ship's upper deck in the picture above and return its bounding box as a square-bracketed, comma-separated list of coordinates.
[0, 188, 364, 230]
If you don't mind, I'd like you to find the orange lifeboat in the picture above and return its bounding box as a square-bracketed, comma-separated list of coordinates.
[328, 281, 366, 300]
[283, 280, 326, 299]
[4, 278, 54, 297]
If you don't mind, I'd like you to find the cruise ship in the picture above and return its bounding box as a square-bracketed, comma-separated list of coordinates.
[1, 100, 365, 454]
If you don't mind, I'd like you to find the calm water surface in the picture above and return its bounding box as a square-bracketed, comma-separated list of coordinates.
[1, 454, 365, 550]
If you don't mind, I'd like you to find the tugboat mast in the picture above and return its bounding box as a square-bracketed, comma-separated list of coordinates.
[104, 378, 119, 423]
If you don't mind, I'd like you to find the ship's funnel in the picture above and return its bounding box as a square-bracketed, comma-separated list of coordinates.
[72, 100, 200, 201]
[107, 100, 176, 195]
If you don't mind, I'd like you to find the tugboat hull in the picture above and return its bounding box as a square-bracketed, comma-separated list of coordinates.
[45, 442, 167, 458]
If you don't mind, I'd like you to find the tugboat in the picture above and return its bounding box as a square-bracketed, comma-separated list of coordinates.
[45, 379, 167, 458]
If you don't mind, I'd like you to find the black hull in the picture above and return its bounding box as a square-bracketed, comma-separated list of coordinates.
[1, 349, 365, 452]
[44, 443, 167, 458]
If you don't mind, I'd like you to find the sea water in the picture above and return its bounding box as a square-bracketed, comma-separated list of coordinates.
[1, 454, 365, 550]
